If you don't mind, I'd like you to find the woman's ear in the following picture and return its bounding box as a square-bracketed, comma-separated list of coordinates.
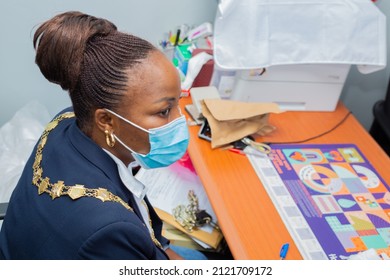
[94, 108, 114, 133]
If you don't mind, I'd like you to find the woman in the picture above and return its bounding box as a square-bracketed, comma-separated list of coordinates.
[0, 11, 200, 260]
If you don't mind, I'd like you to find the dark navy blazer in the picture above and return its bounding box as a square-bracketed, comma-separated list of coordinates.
[0, 108, 169, 259]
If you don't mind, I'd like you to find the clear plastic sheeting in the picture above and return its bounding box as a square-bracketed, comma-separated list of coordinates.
[214, 0, 386, 74]
[0, 101, 51, 203]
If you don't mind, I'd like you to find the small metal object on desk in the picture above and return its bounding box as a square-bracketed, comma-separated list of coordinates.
[173, 190, 219, 232]
[241, 137, 272, 154]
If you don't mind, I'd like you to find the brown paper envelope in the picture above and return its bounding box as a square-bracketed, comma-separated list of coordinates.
[201, 99, 283, 148]
[203, 99, 283, 120]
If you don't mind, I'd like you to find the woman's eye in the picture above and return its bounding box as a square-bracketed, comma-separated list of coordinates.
[159, 108, 171, 117]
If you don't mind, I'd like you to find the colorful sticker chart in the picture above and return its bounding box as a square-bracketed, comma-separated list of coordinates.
[247, 143, 390, 260]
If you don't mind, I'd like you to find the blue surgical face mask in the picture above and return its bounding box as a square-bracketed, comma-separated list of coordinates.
[105, 108, 189, 169]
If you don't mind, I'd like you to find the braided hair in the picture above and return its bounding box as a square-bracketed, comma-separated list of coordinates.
[33, 11, 156, 134]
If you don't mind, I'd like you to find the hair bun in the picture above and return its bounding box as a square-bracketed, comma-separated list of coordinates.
[33, 11, 117, 91]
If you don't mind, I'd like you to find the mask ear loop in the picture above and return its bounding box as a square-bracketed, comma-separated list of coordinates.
[105, 109, 153, 134]
[105, 130, 115, 147]
[112, 133, 147, 156]
[104, 109, 150, 156]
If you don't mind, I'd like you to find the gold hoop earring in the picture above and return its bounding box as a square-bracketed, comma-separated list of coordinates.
[105, 130, 115, 148]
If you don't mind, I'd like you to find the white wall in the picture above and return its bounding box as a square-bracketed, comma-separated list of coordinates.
[0, 0, 388, 131]
[0, 0, 218, 126]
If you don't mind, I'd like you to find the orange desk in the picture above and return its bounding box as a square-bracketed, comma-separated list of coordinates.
[181, 97, 390, 260]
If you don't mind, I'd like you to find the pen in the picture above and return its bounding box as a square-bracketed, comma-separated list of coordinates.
[279, 243, 289, 260]
[228, 148, 245, 156]
[174, 29, 181, 46]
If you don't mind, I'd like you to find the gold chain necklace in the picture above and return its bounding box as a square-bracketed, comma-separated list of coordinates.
[32, 112, 163, 249]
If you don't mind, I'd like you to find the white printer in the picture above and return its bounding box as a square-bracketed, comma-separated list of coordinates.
[213, 0, 386, 112]
[230, 64, 351, 111]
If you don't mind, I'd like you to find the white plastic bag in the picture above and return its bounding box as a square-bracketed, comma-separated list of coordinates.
[214, 0, 386, 74]
[181, 51, 214, 91]
[0, 101, 51, 203]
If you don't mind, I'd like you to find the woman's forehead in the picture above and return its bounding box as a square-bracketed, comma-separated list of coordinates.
[120, 52, 180, 109]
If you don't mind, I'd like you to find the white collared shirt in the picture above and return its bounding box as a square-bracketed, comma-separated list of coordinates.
[103, 149, 152, 234]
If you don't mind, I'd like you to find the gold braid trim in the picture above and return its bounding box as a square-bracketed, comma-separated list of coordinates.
[141, 200, 163, 249]
[32, 112, 163, 250]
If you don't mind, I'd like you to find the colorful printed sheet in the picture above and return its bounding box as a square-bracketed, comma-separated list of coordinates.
[247, 144, 390, 260]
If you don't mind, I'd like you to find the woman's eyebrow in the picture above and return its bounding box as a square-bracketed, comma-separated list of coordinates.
[153, 96, 177, 103]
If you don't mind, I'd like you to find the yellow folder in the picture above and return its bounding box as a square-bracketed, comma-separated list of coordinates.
[155, 207, 223, 250]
